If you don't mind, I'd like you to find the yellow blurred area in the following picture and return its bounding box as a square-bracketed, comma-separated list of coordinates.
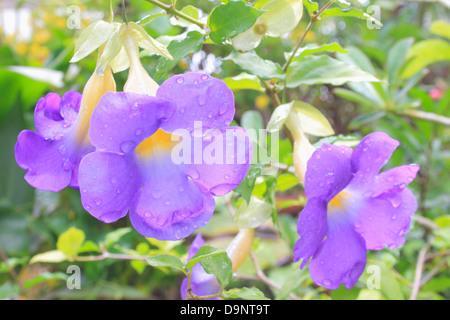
[255, 94, 270, 110]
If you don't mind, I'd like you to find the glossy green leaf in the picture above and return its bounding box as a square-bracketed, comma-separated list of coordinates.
[155, 31, 205, 80]
[192, 246, 233, 287]
[225, 51, 284, 80]
[208, 0, 264, 44]
[235, 164, 264, 203]
[146, 254, 186, 274]
[24, 272, 67, 289]
[223, 73, 264, 91]
[302, 0, 318, 15]
[223, 287, 269, 300]
[288, 42, 348, 62]
[321, 7, 383, 28]
[287, 55, 381, 87]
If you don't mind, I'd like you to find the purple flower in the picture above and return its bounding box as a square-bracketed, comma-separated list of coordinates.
[293, 132, 420, 290]
[15, 91, 90, 191]
[180, 234, 221, 300]
[15, 67, 116, 191]
[78, 73, 252, 240]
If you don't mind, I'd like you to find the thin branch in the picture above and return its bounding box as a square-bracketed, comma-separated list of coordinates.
[420, 258, 448, 287]
[250, 252, 301, 300]
[396, 109, 450, 126]
[282, 0, 335, 73]
[145, 0, 206, 29]
[410, 243, 431, 300]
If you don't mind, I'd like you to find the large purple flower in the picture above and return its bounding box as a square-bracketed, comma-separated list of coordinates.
[15, 91, 91, 191]
[180, 234, 221, 299]
[78, 73, 252, 240]
[293, 132, 419, 290]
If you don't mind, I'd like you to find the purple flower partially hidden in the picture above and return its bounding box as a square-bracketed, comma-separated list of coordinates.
[15, 91, 93, 191]
[180, 234, 221, 300]
[293, 132, 420, 290]
[78, 73, 252, 240]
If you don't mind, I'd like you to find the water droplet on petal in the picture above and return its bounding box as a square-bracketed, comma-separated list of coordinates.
[176, 77, 184, 84]
[96, 199, 103, 206]
[135, 128, 143, 136]
[197, 94, 207, 106]
[62, 158, 73, 171]
[201, 74, 209, 81]
[224, 174, 230, 180]
[120, 141, 136, 153]
[323, 279, 332, 286]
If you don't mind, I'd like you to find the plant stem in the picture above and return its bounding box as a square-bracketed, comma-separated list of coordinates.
[410, 242, 431, 300]
[282, 0, 335, 73]
[396, 109, 450, 127]
[145, 0, 206, 29]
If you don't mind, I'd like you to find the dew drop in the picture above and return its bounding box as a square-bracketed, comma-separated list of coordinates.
[62, 158, 72, 171]
[95, 199, 103, 206]
[135, 128, 143, 136]
[323, 279, 332, 286]
[315, 154, 321, 160]
[219, 105, 228, 115]
[201, 74, 209, 81]
[120, 141, 136, 153]
[176, 77, 184, 84]
[391, 214, 398, 220]
[111, 177, 117, 184]
[224, 174, 230, 180]
[197, 94, 207, 106]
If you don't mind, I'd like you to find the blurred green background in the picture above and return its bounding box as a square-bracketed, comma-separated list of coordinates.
[0, 0, 449, 300]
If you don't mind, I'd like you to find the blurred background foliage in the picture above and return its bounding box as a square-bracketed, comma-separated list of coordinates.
[0, 0, 449, 300]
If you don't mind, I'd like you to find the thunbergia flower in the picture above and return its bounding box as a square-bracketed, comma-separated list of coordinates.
[15, 64, 116, 191]
[180, 234, 221, 299]
[78, 72, 252, 240]
[293, 132, 420, 290]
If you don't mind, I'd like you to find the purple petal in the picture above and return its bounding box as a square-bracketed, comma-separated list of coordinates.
[353, 188, 417, 250]
[78, 152, 142, 223]
[188, 234, 206, 261]
[309, 217, 367, 290]
[304, 143, 353, 201]
[34, 91, 81, 140]
[89, 92, 175, 154]
[350, 132, 400, 187]
[157, 73, 235, 132]
[371, 164, 420, 197]
[129, 155, 215, 240]
[190, 263, 221, 299]
[15, 130, 72, 192]
[180, 126, 252, 197]
[293, 198, 328, 269]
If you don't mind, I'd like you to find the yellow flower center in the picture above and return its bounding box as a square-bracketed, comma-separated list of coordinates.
[135, 129, 179, 158]
[328, 191, 350, 213]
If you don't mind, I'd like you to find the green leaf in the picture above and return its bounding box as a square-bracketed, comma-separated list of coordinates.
[302, 0, 318, 15]
[225, 51, 285, 80]
[104, 227, 132, 248]
[288, 42, 348, 62]
[348, 111, 386, 130]
[275, 173, 299, 192]
[208, 0, 264, 44]
[236, 196, 273, 228]
[29, 250, 67, 264]
[401, 39, 450, 79]
[24, 272, 67, 289]
[128, 21, 173, 60]
[56, 227, 85, 257]
[223, 287, 269, 300]
[430, 20, 450, 40]
[186, 245, 232, 286]
[386, 38, 414, 88]
[170, 5, 200, 27]
[70, 20, 115, 62]
[235, 164, 264, 203]
[155, 31, 205, 80]
[6, 66, 64, 88]
[146, 254, 186, 274]
[321, 7, 382, 28]
[223, 73, 264, 91]
[286, 55, 381, 87]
